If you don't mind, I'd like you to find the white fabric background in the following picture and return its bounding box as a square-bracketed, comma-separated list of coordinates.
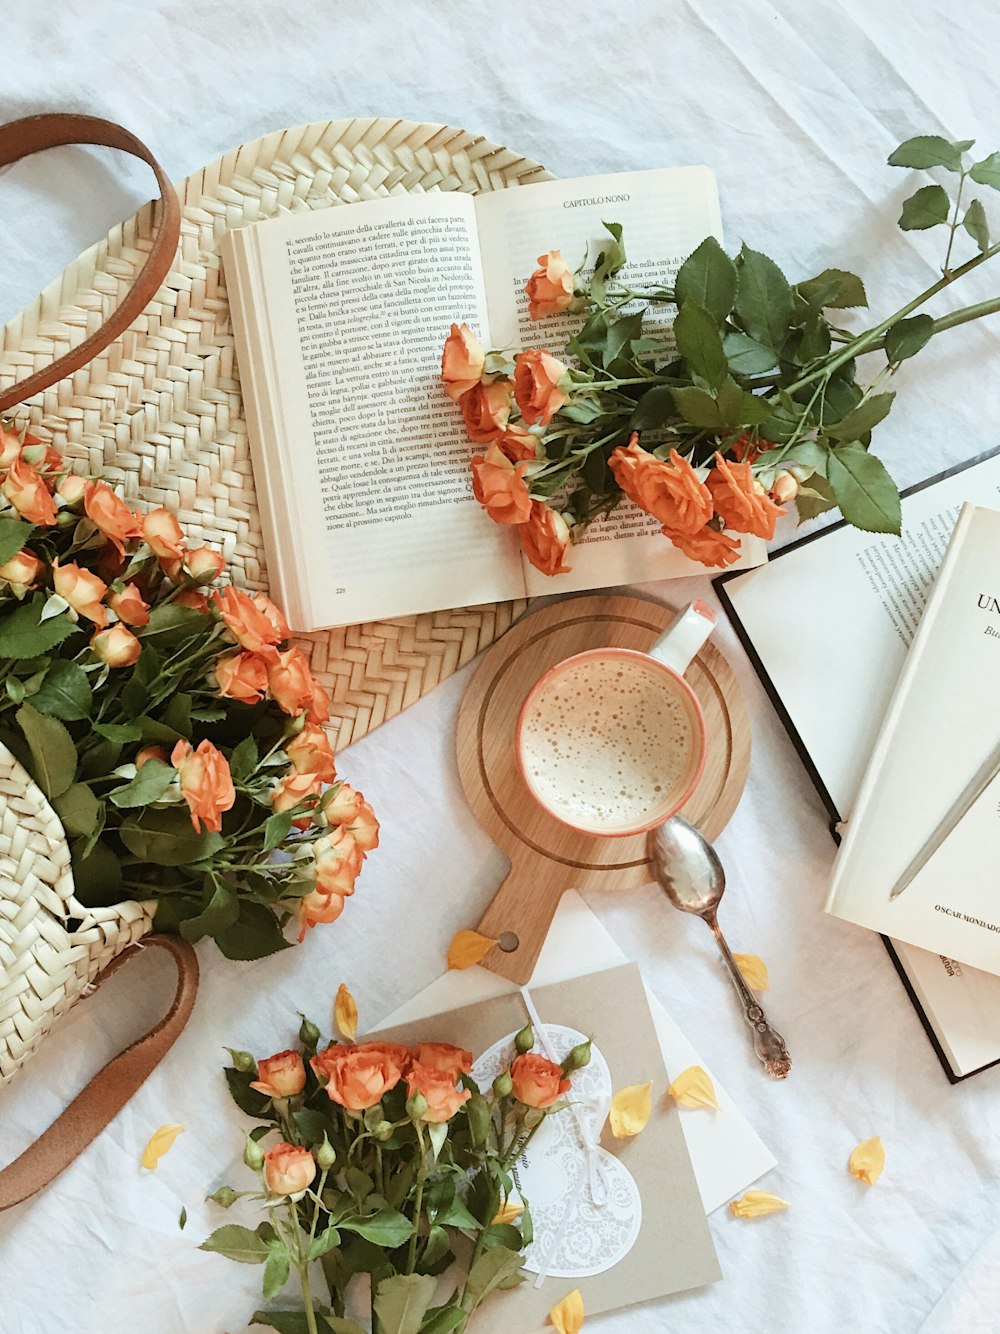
[2, 3, 1000, 1331]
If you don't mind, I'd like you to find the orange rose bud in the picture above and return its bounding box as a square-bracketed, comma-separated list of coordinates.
[0, 547, 43, 586]
[513, 349, 569, 426]
[0, 427, 23, 468]
[84, 481, 143, 556]
[412, 1042, 474, 1079]
[519, 500, 572, 576]
[286, 722, 337, 783]
[91, 623, 142, 668]
[250, 1049, 306, 1099]
[498, 421, 539, 462]
[267, 646, 319, 716]
[706, 453, 786, 541]
[609, 437, 713, 535]
[461, 380, 512, 445]
[314, 826, 363, 896]
[263, 1142, 315, 1196]
[405, 1062, 472, 1123]
[307, 680, 331, 725]
[2, 456, 57, 526]
[471, 444, 532, 526]
[135, 745, 168, 768]
[56, 472, 88, 506]
[107, 581, 150, 627]
[185, 545, 225, 583]
[730, 432, 761, 465]
[174, 588, 210, 612]
[662, 522, 743, 568]
[52, 560, 109, 627]
[769, 470, 798, 506]
[525, 250, 575, 320]
[320, 781, 363, 824]
[215, 650, 269, 703]
[510, 1053, 572, 1109]
[142, 507, 186, 559]
[311, 1042, 404, 1111]
[271, 772, 323, 828]
[170, 738, 236, 833]
[297, 887, 347, 939]
[441, 322, 486, 402]
[213, 585, 284, 653]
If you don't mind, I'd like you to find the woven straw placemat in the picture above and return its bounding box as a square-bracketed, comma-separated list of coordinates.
[0, 117, 552, 749]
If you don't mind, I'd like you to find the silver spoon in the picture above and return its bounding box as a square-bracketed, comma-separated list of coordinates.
[647, 815, 791, 1079]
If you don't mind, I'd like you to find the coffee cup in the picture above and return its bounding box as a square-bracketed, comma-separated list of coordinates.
[515, 601, 715, 838]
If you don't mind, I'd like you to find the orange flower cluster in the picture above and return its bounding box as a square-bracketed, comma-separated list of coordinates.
[310, 1040, 474, 1124]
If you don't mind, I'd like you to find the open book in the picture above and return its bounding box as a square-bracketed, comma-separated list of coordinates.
[222, 168, 766, 631]
[717, 450, 1000, 1081]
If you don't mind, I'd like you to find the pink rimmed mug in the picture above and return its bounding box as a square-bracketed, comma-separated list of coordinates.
[515, 601, 716, 838]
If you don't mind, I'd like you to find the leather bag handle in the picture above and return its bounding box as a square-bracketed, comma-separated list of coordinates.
[0, 112, 181, 412]
[0, 934, 199, 1210]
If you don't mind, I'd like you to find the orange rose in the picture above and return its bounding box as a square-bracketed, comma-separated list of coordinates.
[406, 1062, 472, 1123]
[91, 624, 142, 668]
[107, 582, 150, 627]
[662, 522, 743, 568]
[215, 650, 269, 703]
[706, 453, 785, 540]
[525, 250, 575, 320]
[271, 772, 323, 828]
[348, 800, 380, 853]
[250, 1049, 306, 1099]
[170, 738, 236, 833]
[267, 647, 318, 716]
[518, 500, 572, 576]
[320, 780, 362, 824]
[499, 421, 540, 462]
[56, 472, 88, 506]
[461, 380, 513, 444]
[0, 427, 24, 468]
[263, 1142, 315, 1196]
[510, 1053, 571, 1109]
[84, 481, 143, 556]
[412, 1043, 473, 1079]
[143, 507, 186, 559]
[184, 546, 225, 583]
[253, 593, 291, 643]
[513, 349, 569, 426]
[52, 560, 109, 627]
[609, 437, 713, 535]
[2, 456, 57, 525]
[311, 1042, 404, 1110]
[441, 322, 486, 402]
[297, 887, 347, 939]
[0, 547, 43, 587]
[286, 722, 337, 783]
[470, 444, 532, 526]
[313, 826, 363, 896]
[135, 745, 168, 768]
[21, 442, 62, 474]
[307, 680, 331, 726]
[213, 585, 284, 653]
[730, 432, 761, 465]
[174, 588, 210, 612]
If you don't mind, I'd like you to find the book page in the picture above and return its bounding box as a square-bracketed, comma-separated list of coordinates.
[229, 192, 525, 630]
[473, 169, 767, 593]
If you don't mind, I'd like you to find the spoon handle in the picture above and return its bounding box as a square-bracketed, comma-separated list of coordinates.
[708, 918, 792, 1079]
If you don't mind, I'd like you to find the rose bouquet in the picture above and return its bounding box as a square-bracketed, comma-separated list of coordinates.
[0, 421, 377, 957]
[442, 133, 1000, 573]
[201, 994, 590, 1333]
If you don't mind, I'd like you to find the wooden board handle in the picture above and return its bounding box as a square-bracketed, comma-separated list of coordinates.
[476, 848, 570, 984]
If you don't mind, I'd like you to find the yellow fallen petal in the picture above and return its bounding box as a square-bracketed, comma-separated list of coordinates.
[548, 1288, 585, 1334]
[668, 1065, 720, 1111]
[608, 1082, 652, 1138]
[734, 952, 770, 991]
[447, 929, 498, 970]
[492, 1199, 524, 1225]
[141, 1123, 184, 1170]
[335, 982, 358, 1042]
[849, 1136, 885, 1186]
[729, 1190, 790, 1219]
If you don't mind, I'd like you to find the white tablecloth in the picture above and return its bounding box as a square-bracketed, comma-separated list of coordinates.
[3, 4, 1000, 1331]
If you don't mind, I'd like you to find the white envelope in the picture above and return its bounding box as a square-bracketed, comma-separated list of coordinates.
[380, 889, 775, 1213]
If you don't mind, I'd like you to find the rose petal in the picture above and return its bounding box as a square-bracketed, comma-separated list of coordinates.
[548, 1288, 585, 1334]
[447, 929, 498, 970]
[335, 982, 358, 1042]
[141, 1123, 185, 1170]
[849, 1135, 885, 1186]
[668, 1065, 720, 1111]
[734, 952, 770, 991]
[492, 1199, 524, 1225]
[608, 1082, 653, 1138]
[729, 1190, 790, 1219]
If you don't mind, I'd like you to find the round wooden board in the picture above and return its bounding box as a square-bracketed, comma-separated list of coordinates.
[456, 594, 751, 981]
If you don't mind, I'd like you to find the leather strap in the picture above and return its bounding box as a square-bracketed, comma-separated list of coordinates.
[0, 112, 181, 412]
[0, 934, 198, 1210]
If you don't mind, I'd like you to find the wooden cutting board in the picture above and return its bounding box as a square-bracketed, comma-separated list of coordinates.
[456, 594, 751, 982]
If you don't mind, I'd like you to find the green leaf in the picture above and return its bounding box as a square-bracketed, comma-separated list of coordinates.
[230, 734, 260, 784]
[722, 331, 779, 375]
[29, 658, 93, 721]
[198, 1223, 270, 1264]
[734, 244, 794, 350]
[825, 392, 895, 442]
[373, 1273, 437, 1334]
[671, 385, 725, 428]
[969, 151, 1000, 190]
[628, 385, 675, 431]
[15, 703, 76, 798]
[962, 199, 990, 253]
[178, 1206, 187, 1230]
[602, 310, 645, 368]
[250, 1314, 312, 1334]
[224, 1067, 270, 1117]
[341, 1207, 415, 1249]
[140, 603, 210, 643]
[0, 517, 36, 567]
[161, 691, 192, 739]
[461, 1245, 524, 1310]
[206, 1185, 240, 1209]
[135, 714, 185, 744]
[307, 1225, 342, 1262]
[420, 1224, 451, 1269]
[888, 134, 969, 172]
[53, 783, 101, 837]
[418, 1310, 465, 1334]
[180, 880, 239, 942]
[0, 597, 79, 659]
[795, 268, 868, 310]
[262, 1243, 292, 1301]
[93, 721, 143, 743]
[262, 810, 294, 853]
[69, 839, 124, 907]
[673, 301, 728, 390]
[119, 806, 225, 866]
[794, 474, 838, 522]
[884, 315, 935, 363]
[827, 444, 902, 535]
[899, 184, 950, 230]
[109, 758, 176, 809]
[215, 900, 291, 961]
[484, 1223, 522, 1250]
[674, 236, 738, 323]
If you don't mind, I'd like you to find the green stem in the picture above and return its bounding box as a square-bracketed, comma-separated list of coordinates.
[405, 1124, 427, 1275]
[942, 170, 967, 276]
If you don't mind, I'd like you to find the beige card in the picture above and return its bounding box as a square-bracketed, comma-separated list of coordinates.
[374, 962, 721, 1326]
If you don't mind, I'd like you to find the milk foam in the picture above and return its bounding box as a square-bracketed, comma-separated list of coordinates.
[520, 655, 696, 832]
